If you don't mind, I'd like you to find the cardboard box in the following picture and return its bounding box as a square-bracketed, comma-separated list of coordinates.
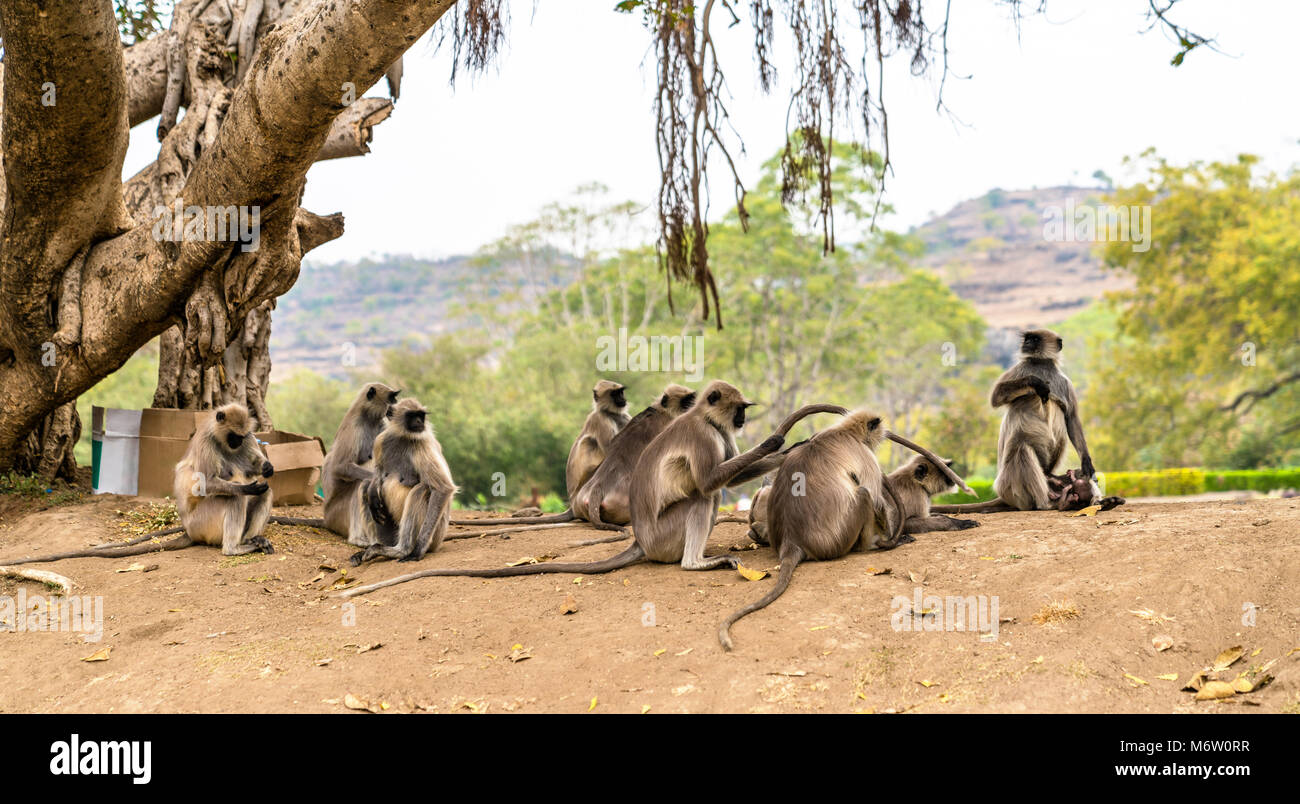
[93, 407, 325, 505]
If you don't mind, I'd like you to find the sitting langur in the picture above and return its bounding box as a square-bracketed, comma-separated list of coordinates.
[571, 383, 696, 526]
[332, 384, 844, 598]
[883, 455, 980, 534]
[267, 382, 398, 533]
[718, 411, 974, 650]
[0, 404, 276, 565]
[931, 329, 1121, 515]
[566, 380, 631, 498]
[446, 383, 695, 531]
[349, 398, 457, 565]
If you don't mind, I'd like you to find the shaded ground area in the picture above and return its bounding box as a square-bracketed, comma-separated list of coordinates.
[1, 493, 1297, 713]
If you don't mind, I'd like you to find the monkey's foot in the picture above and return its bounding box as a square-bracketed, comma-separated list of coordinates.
[954, 518, 979, 530]
[348, 550, 368, 567]
[397, 552, 422, 563]
[1097, 496, 1126, 511]
[250, 536, 274, 554]
[876, 534, 917, 551]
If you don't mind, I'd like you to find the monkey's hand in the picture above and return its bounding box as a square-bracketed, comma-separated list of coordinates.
[366, 482, 395, 528]
[759, 434, 785, 454]
[1080, 456, 1096, 478]
[1028, 376, 1051, 404]
[241, 480, 270, 495]
[261, 461, 275, 478]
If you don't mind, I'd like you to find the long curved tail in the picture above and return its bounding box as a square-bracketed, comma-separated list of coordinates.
[336, 544, 647, 598]
[449, 509, 576, 527]
[718, 543, 804, 651]
[0, 534, 194, 566]
[930, 498, 1015, 514]
[269, 515, 328, 528]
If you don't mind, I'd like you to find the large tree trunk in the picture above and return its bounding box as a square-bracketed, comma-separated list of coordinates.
[0, 0, 452, 479]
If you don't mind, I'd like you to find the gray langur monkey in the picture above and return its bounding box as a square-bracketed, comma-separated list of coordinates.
[332, 384, 845, 598]
[0, 404, 275, 565]
[719, 411, 975, 650]
[349, 398, 457, 565]
[931, 329, 1122, 515]
[566, 379, 631, 499]
[884, 455, 980, 534]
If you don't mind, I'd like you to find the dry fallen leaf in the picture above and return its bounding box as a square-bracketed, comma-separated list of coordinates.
[1231, 673, 1272, 694]
[508, 645, 533, 663]
[506, 554, 556, 567]
[1182, 671, 1207, 692]
[1031, 656, 1045, 664]
[653, 648, 667, 657]
[1070, 505, 1101, 517]
[344, 693, 376, 712]
[1212, 645, 1244, 672]
[560, 593, 579, 615]
[81, 647, 111, 662]
[640, 705, 651, 714]
[917, 679, 938, 688]
[1152, 634, 1174, 652]
[1156, 673, 1178, 681]
[675, 648, 693, 656]
[863, 566, 891, 576]
[115, 563, 146, 573]
[907, 568, 929, 584]
[588, 696, 598, 712]
[1194, 681, 1236, 701]
[1123, 673, 1148, 686]
[737, 564, 769, 581]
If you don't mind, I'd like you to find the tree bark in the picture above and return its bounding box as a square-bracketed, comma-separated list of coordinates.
[0, 0, 455, 478]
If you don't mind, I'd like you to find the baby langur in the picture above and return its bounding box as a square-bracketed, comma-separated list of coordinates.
[884, 455, 980, 534]
[349, 398, 456, 565]
[0, 404, 275, 566]
[332, 384, 843, 599]
[566, 380, 630, 498]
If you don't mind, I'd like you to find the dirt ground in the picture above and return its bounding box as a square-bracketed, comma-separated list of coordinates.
[2, 492, 1298, 714]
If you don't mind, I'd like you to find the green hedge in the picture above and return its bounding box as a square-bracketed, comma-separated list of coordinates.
[935, 467, 1300, 503]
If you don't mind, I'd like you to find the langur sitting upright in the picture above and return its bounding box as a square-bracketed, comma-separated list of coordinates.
[566, 379, 631, 498]
[173, 403, 276, 555]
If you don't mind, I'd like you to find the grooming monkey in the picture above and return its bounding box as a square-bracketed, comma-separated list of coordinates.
[333, 384, 844, 597]
[446, 383, 695, 530]
[0, 405, 275, 566]
[931, 329, 1120, 515]
[566, 380, 631, 498]
[719, 411, 974, 650]
[572, 383, 696, 527]
[266, 382, 399, 533]
[349, 398, 457, 565]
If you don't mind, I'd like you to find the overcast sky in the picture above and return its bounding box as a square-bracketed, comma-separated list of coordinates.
[124, 0, 1300, 264]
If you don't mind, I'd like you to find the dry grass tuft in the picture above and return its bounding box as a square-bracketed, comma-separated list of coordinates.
[1032, 599, 1081, 626]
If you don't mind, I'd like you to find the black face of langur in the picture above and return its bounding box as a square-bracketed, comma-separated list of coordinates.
[1020, 329, 1063, 361]
[215, 406, 254, 455]
[401, 404, 426, 434]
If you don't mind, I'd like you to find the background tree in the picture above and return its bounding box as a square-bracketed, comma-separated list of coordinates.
[1087, 153, 1300, 470]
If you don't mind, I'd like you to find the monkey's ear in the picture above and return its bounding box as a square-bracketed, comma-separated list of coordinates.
[944, 459, 954, 467]
[660, 394, 669, 407]
[707, 390, 721, 405]
[868, 417, 881, 430]
[1057, 337, 1064, 350]
[366, 387, 376, 400]
[215, 410, 226, 423]
[388, 390, 399, 403]
[914, 463, 928, 480]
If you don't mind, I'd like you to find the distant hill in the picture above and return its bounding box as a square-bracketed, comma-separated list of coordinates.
[910, 185, 1133, 331]
[270, 187, 1136, 378]
[270, 252, 575, 379]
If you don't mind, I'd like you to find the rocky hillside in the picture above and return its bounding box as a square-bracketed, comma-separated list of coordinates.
[910, 185, 1134, 330]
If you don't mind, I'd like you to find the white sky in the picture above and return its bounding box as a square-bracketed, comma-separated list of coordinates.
[123, 0, 1300, 263]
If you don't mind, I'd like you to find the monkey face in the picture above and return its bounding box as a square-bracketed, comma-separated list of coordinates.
[213, 404, 253, 451]
[1020, 329, 1063, 360]
[404, 409, 426, 433]
[226, 431, 246, 449]
[387, 397, 429, 434]
[701, 381, 753, 432]
[610, 387, 627, 409]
